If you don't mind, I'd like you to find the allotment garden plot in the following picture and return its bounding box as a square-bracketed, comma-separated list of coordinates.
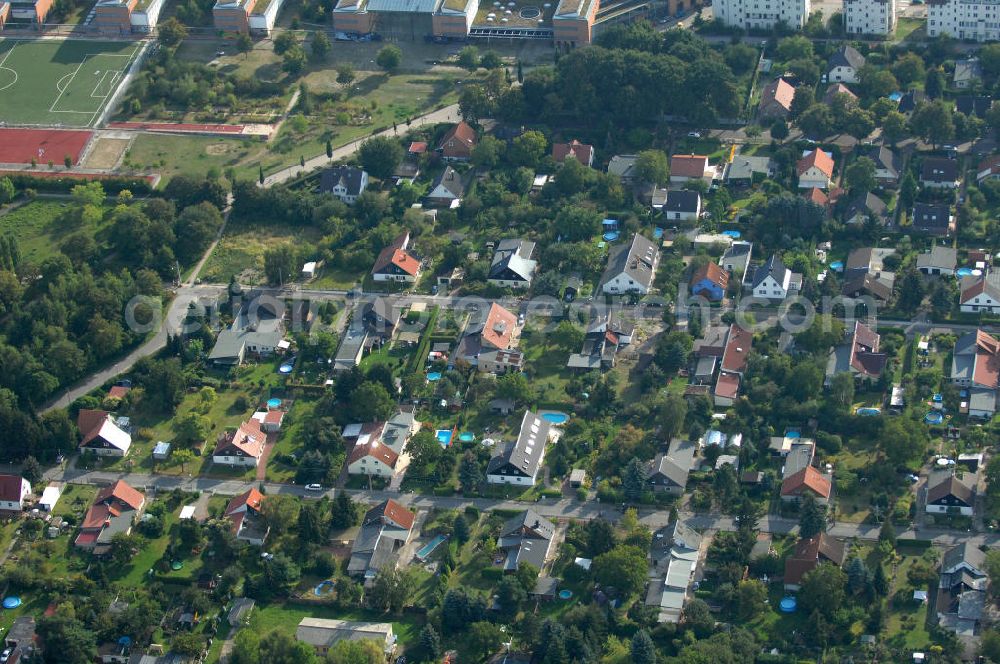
[0, 38, 141, 127]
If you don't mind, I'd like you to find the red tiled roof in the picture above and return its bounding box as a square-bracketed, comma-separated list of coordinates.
[438, 122, 477, 157]
[216, 419, 265, 459]
[95, 479, 144, 511]
[408, 141, 427, 154]
[670, 154, 710, 178]
[762, 77, 796, 111]
[480, 303, 518, 350]
[264, 410, 284, 424]
[690, 262, 730, 290]
[780, 466, 832, 499]
[721, 324, 752, 373]
[226, 487, 264, 516]
[714, 372, 740, 399]
[348, 440, 399, 468]
[552, 140, 594, 166]
[796, 149, 835, 178]
[805, 187, 829, 206]
[380, 498, 415, 530]
[372, 231, 420, 277]
[107, 386, 130, 400]
[77, 409, 111, 445]
[0, 475, 26, 503]
[973, 330, 1000, 388]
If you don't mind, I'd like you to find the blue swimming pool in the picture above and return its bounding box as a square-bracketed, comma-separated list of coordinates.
[2, 597, 21, 609]
[278, 363, 293, 374]
[314, 580, 334, 596]
[416, 534, 448, 561]
[925, 411, 944, 424]
[653, 227, 664, 239]
[602, 231, 620, 242]
[830, 261, 844, 271]
[779, 597, 797, 613]
[786, 431, 801, 438]
[266, 398, 281, 409]
[541, 412, 569, 424]
[856, 407, 881, 416]
[957, 267, 974, 278]
[558, 589, 573, 600]
[722, 230, 741, 239]
[459, 432, 475, 442]
[436, 429, 453, 446]
[427, 372, 442, 381]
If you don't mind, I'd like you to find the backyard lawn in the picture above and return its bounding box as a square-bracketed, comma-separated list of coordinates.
[0, 199, 111, 264]
[199, 223, 325, 284]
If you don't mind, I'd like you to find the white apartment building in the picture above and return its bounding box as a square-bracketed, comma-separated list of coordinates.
[843, 0, 896, 35]
[714, 0, 809, 30]
[928, 0, 1000, 41]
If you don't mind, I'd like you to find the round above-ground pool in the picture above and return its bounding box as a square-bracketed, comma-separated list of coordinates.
[459, 432, 475, 442]
[314, 580, 334, 596]
[602, 231, 620, 242]
[558, 589, 573, 600]
[266, 398, 281, 409]
[427, 371, 442, 381]
[278, 363, 293, 374]
[541, 411, 569, 425]
[2, 597, 20, 610]
[973, 269, 984, 277]
[926, 411, 944, 425]
[171, 561, 183, 571]
[436, 429, 454, 447]
[779, 597, 797, 613]
[722, 229, 741, 239]
[855, 407, 881, 416]
[957, 267, 974, 278]
[830, 260, 845, 271]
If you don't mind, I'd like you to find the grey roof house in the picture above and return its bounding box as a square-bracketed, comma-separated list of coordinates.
[319, 166, 368, 204]
[844, 192, 888, 225]
[600, 233, 659, 295]
[607, 154, 639, 182]
[937, 542, 988, 637]
[488, 239, 538, 289]
[208, 301, 285, 366]
[646, 439, 696, 495]
[725, 155, 772, 185]
[497, 510, 555, 573]
[486, 411, 551, 486]
[347, 499, 415, 579]
[917, 246, 958, 276]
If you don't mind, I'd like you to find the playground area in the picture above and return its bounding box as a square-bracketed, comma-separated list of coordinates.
[0, 38, 142, 127]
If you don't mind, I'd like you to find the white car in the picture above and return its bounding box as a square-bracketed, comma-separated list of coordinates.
[687, 131, 701, 138]
[305, 483, 324, 491]
[2, 648, 13, 663]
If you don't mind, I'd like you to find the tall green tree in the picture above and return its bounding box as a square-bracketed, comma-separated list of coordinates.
[798, 493, 826, 538]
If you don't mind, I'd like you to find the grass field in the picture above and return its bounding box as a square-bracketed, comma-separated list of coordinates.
[0, 199, 111, 264]
[0, 38, 141, 127]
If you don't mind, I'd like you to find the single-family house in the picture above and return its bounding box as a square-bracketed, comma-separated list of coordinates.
[362, 296, 403, 342]
[208, 296, 285, 365]
[224, 488, 269, 546]
[252, 409, 285, 433]
[319, 166, 368, 204]
[844, 192, 888, 225]
[347, 499, 414, 578]
[486, 411, 550, 486]
[566, 315, 635, 371]
[937, 542, 988, 636]
[425, 166, 466, 207]
[960, 272, 1000, 314]
[911, 203, 955, 237]
[660, 190, 701, 221]
[917, 245, 958, 276]
[479, 349, 525, 374]
[497, 510, 554, 574]
[346, 435, 400, 477]
[713, 323, 751, 406]
[867, 145, 902, 186]
[75, 480, 145, 553]
[926, 471, 976, 516]
[372, 231, 421, 283]
[213, 419, 265, 467]
[841, 247, 896, 301]
[296, 618, 396, 658]
[607, 155, 639, 183]
[796, 149, 835, 189]
[950, 330, 1000, 418]
[827, 45, 865, 84]
[977, 155, 1000, 183]
[437, 121, 477, 161]
[645, 519, 704, 623]
[725, 156, 772, 186]
[669, 154, 714, 185]
[921, 158, 961, 189]
[0, 475, 30, 511]
[488, 239, 537, 289]
[781, 465, 833, 503]
[898, 88, 926, 113]
[758, 77, 795, 118]
[77, 409, 132, 457]
[822, 82, 858, 105]
[690, 262, 729, 302]
[646, 439, 696, 495]
[826, 320, 888, 384]
[747, 254, 802, 301]
[954, 58, 982, 89]
[600, 233, 659, 295]
[457, 302, 519, 365]
[783, 534, 847, 590]
[552, 139, 594, 167]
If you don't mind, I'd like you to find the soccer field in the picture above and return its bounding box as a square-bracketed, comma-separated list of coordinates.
[0, 38, 142, 128]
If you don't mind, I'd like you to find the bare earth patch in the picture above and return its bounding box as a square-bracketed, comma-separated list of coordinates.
[205, 142, 234, 156]
[82, 137, 132, 169]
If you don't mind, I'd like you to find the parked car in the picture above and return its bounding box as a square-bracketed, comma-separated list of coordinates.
[305, 484, 324, 491]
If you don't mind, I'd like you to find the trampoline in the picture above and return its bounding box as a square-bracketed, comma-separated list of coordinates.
[541, 412, 569, 424]
[2, 597, 20, 609]
[779, 597, 797, 613]
[459, 432, 475, 442]
[602, 231, 620, 242]
[427, 372, 442, 381]
[957, 267, 974, 278]
[558, 589, 573, 599]
[314, 580, 335, 596]
[519, 5, 540, 17]
[830, 261, 844, 271]
[925, 412, 944, 425]
[266, 398, 281, 409]
[436, 429, 454, 447]
[722, 230, 741, 239]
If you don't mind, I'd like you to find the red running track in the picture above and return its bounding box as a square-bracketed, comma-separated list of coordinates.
[0, 128, 93, 165]
[108, 122, 245, 134]
[0, 170, 156, 183]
